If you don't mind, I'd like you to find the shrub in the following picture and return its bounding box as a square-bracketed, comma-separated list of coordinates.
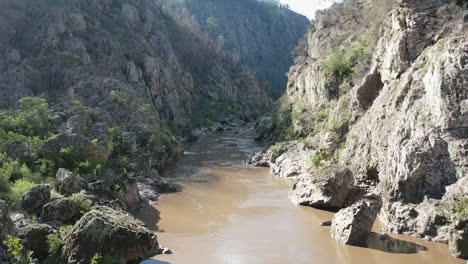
[0, 153, 20, 193]
[455, 197, 468, 216]
[57, 147, 103, 175]
[3, 236, 33, 264]
[9, 179, 36, 208]
[91, 253, 114, 264]
[47, 225, 73, 257]
[324, 52, 353, 84]
[109, 91, 128, 105]
[71, 191, 93, 214]
[270, 144, 285, 161]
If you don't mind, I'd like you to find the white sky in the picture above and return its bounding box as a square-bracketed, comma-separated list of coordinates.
[279, 0, 339, 19]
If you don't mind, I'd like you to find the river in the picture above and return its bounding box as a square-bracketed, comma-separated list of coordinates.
[136, 128, 464, 264]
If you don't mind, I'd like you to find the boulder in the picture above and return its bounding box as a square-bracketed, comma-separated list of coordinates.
[21, 184, 53, 213]
[0, 200, 13, 240]
[38, 133, 110, 162]
[18, 224, 55, 260]
[62, 206, 160, 264]
[449, 217, 468, 259]
[289, 166, 354, 209]
[330, 195, 383, 246]
[56, 168, 86, 196]
[41, 198, 79, 222]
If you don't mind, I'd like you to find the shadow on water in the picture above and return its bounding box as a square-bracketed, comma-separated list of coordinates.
[140, 260, 173, 264]
[365, 233, 428, 254]
[134, 206, 161, 232]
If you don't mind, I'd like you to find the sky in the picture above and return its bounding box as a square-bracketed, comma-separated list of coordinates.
[279, 0, 338, 19]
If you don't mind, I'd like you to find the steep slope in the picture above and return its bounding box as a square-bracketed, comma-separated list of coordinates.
[159, 0, 310, 97]
[0, 0, 274, 262]
[250, 0, 468, 258]
[0, 0, 271, 177]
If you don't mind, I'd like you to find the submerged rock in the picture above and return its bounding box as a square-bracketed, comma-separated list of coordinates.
[21, 184, 53, 214]
[289, 166, 354, 209]
[62, 206, 159, 264]
[330, 195, 382, 246]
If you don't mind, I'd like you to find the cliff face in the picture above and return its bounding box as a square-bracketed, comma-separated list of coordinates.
[159, 0, 310, 97]
[0, 0, 271, 129]
[254, 0, 468, 255]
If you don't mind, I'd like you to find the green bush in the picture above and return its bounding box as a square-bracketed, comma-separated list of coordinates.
[47, 225, 73, 257]
[9, 179, 36, 208]
[0, 97, 52, 138]
[71, 191, 93, 214]
[270, 144, 285, 161]
[109, 91, 128, 105]
[455, 197, 468, 216]
[324, 52, 353, 84]
[3, 236, 33, 264]
[57, 147, 103, 175]
[91, 253, 114, 264]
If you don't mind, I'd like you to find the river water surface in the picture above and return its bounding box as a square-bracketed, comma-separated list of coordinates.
[136, 128, 464, 264]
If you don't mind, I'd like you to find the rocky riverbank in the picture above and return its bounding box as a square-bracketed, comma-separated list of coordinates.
[248, 0, 468, 260]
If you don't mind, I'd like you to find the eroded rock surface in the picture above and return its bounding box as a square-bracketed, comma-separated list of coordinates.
[21, 184, 53, 214]
[330, 195, 382, 246]
[63, 206, 159, 264]
[289, 166, 354, 209]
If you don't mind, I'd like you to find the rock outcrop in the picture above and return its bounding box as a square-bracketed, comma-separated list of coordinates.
[41, 198, 79, 222]
[62, 206, 160, 264]
[18, 223, 55, 260]
[39, 134, 110, 162]
[289, 166, 354, 209]
[449, 217, 468, 259]
[55, 168, 87, 196]
[330, 195, 382, 246]
[251, 0, 468, 259]
[158, 0, 309, 96]
[21, 184, 53, 214]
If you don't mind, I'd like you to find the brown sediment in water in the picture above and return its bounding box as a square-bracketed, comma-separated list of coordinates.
[135, 130, 464, 264]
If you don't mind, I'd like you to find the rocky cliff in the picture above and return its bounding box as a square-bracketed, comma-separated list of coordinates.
[159, 0, 310, 97]
[250, 0, 468, 259]
[0, 0, 289, 262]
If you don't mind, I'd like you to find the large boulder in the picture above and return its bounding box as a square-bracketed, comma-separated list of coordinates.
[56, 168, 87, 196]
[449, 217, 468, 259]
[38, 133, 110, 162]
[21, 184, 53, 213]
[62, 206, 160, 264]
[330, 195, 383, 246]
[18, 224, 55, 260]
[41, 198, 80, 222]
[0, 200, 13, 240]
[289, 166, 354, 209]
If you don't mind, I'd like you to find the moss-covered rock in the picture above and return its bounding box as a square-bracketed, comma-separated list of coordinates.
[62, 206, 159, 264]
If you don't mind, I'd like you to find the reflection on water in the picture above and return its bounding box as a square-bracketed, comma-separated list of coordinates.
[135, 128, 464, 264]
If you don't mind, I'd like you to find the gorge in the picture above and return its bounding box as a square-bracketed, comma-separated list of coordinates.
[0, 0, 467, 263]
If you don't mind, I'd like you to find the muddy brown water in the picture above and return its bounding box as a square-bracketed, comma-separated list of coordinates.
[136, 128, 464, 264]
